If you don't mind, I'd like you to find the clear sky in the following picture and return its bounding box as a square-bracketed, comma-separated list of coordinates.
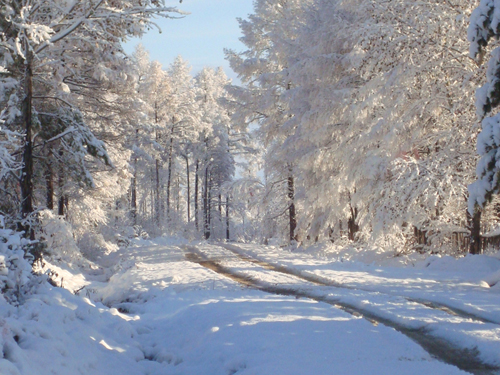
[123, 0, 254, 82]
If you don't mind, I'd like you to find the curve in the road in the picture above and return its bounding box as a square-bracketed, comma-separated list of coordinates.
[185, 245, 500, 375]
[219, 243, 499, 325]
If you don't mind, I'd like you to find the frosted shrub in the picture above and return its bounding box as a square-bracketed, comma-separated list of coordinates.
[0, 216, 38, 304]
[37, 210, 83, 264]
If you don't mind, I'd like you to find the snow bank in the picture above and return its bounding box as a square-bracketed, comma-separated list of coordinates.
[0, 282, 148, 375]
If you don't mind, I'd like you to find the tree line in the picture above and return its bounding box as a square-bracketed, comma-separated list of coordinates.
[0, 1, 250, 259]
[226, 0, 500, 255]
[4, 0, 500, 261]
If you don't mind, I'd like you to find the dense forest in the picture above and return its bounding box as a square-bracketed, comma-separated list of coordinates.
[2, 0, 500, 289]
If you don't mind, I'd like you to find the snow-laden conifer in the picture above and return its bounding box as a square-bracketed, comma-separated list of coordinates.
[468, 0, 500, 253]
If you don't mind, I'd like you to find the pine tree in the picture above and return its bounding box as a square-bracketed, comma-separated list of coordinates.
[468, 0, 500, 254]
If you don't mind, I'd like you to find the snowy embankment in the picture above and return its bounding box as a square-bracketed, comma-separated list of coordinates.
[2, 238, 500, 374]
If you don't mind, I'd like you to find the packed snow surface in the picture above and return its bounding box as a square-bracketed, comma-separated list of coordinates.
[3, 237, 500, 374]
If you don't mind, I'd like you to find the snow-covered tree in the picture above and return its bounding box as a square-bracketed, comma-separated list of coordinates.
[165, 56, 200, 228]
[468, 0, 500, 253]
[196, 67, 236, 239]
[226, 0, 307, 244]
[229, 0, 481, 253]
[293, 0, 479, 252]
[0, 0, 179, 240]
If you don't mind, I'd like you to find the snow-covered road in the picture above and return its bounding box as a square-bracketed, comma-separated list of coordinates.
[6, 238, 500, 375]
[91, 239, 500, 374]
[183, 242, 500, 374]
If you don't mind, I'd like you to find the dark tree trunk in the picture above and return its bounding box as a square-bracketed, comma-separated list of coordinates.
[45, 151, 54, 210]
[208, 181, 212, 237]
[469, 207, 482, 255]
[328, 226, 335, 243]
[58, 151, 66, 216]
[176, 176, 180, 213]
[185, 155, 190, 222]
[166, 129, 174, 219]
[195, 160, 199, 231]
[130, 153, 138, 225]
[58, 193, 64, 217]
[58, 185, 65, 216]
[58, 195, 68, 217]
[218, 192, 222, 234]
[154, 106, 161, 228]
[288, 173, 297, 243]
[348, 207, 359, 241]
[204, 166, 210, 240]
[226, 195, 230, 241]
[131, 128, 139, 225]
[413, 226, 428, 248]
[131, 167, 137, 225]
[150, 168, 154, 221]
[347, 191, 359, 241]
[155, 158, 161, 226]
[19, 53, 34, 239]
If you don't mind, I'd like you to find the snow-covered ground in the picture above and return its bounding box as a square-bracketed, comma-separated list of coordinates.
[2, 238, 500, 374]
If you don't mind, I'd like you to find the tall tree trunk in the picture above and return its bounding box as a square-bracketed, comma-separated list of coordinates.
[347, 191, 359, 241]
[130, 155, 137, 225]
[195, 159, 199, 231]
[219, 192, 222, 236]
[150, 168, 154, 222]
[208, 180, 212, 237]
[155, 158, 160, 226]
[131, 128, 139, 225]
[45, 150, 54, 210]
[58, 193, 67, 217]
[348, 206, 359, 241]
[185, 155, 190, 223]
[288, 171, 297, 243]
[20, 51, 34, 239]
[469, 206, 482, 255]
[204, 166, 210, 240]
[176, 176, 180, 213]
[154, 105, 161, 228]
[58, 151, 66, 217]
[226, 195, 230, 241]
[413, 226, 427, 248]
[58, 185, 64, 216]
[166, 131, 174, 220]
[130, 173, 137, 224]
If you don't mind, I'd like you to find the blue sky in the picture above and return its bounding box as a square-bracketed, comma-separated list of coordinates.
[124, 0, 254, 82]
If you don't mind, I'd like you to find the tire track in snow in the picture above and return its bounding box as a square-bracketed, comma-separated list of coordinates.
[184, 244, 500, 375]
[219, 242, 498, 325]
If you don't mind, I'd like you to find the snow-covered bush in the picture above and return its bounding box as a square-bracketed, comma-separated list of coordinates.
[37, 210, 83, 265]
[0, 216, 38, 304]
